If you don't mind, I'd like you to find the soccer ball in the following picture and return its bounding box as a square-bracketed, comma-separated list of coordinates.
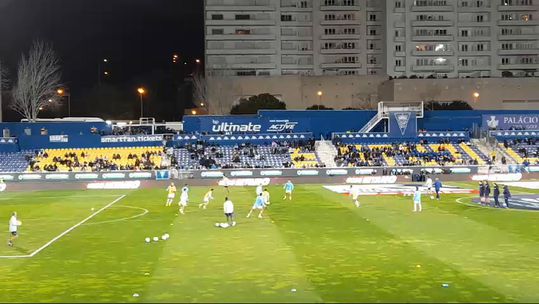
[144, 237, 151, 243]
[430, 196, 435, 200]
[215, 223, 220, 227]
[161, 234, 170, 240]
[153, 237, 159, 242]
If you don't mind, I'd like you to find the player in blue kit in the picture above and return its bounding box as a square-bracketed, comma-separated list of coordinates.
[283, 180, 294, 201]
[247, 193, 266, 219]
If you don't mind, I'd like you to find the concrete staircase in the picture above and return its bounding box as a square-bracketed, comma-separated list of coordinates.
[315, 140, 337, 168]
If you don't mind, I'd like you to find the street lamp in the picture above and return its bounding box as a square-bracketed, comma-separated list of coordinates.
[317, 91, 323, 110]
[137, 87, 146, 118]
[57, 88, 71, 117]
[473, 91, 480, 104]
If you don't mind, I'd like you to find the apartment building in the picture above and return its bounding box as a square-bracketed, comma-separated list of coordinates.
[386, 0, 539, 78]
[204, 0, 386, 77]
[205, 0, 538, 78]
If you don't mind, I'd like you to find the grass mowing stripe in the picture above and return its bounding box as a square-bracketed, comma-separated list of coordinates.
[271, 186, 508, 302]
[343, 191, 539, 302]
[0, 195, 126, 259]
[143, 186, 323, 303]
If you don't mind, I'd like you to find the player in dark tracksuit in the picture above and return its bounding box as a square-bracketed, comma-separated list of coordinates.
[503, 185, 511, 208]
[434, 178, 442, 200]
[479, 182, 485, 205]
[484, 182, 491, 207]
[493, 183, 501, 208]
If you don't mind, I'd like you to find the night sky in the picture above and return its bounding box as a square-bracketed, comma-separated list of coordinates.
[0, 0, 204, 121]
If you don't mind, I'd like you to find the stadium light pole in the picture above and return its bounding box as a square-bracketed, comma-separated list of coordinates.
[317, 91, 323, 110]
[138, 87, 146, 118]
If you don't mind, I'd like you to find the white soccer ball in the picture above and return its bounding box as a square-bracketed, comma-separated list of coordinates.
[133, 293, 140, 297]
[153, 237, 159, 242]
[161, 234, 169, 241]
[215, 223, 220, 227]
[430, 196, 435, 200]
[145, 237, 151, 243]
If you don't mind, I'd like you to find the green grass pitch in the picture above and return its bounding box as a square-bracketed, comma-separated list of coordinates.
[0, 183, 539, 302]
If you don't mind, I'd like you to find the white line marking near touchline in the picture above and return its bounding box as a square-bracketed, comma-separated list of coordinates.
[0, 195, 126, 259]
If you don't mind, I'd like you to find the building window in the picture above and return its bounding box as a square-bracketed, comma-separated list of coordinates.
[235, 29, 251, 35]
[461, 44, 469, 52]
[281, 14, 292, 21]
[235, 14, 250, 20]
[502, 57, 509, 64]
[211, 14, 223, 20]
[369, 14, 377, 21]
[395, 45, 402, 52]
[211, 28, 224, 35]
[396, 59, 402, 66]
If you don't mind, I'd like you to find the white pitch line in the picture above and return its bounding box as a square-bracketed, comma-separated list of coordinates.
[83, 205, 148, 226]
[455, 197, 539, 213]
[0, 194, 126, 259]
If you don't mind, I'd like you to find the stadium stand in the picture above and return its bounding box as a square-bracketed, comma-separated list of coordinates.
[499, 138, 539, 165]
[0, 152, 35, 173]
[173, 140, 323, 169]
[334, 141, 488, 167]
[28, 147, 165, 172]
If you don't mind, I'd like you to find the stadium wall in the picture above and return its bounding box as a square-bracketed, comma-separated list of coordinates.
[206, 76, 539, 114]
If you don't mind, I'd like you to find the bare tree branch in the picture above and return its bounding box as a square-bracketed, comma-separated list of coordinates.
[0, 60, 8, 89]
[11, 40, 62, 121]
[192, 70, 208, 111]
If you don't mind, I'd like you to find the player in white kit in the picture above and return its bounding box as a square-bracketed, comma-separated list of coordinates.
[349, 185, 361, 208]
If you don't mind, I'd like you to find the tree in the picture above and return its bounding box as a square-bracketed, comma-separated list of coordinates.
[306, 105, 334, 110]
[11, 40, 62, 121]
[0, 60, 9, 122]
[425, 100, 473, 110]
[192, 71, 208, 112]
[230, 93, 285, 114]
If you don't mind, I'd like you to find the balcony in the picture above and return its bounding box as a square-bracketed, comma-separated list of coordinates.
[394, 66, 406, 72]
[498, 19, 539, 26]
[412, 35, 453, 41]
[281, 49, 313, 55]
[206, 0, 275, 10]
[394, 21, 405, 27]
[227, 62, 277, 69]
[320, 4, 361, 11]
[457, 64, 491, 71]
[498, 63, 539, 69]
[412, 50, 454, 56]
[498, 5, 538, 11]
[411, 20, 454, 27]
[458, 5, 492, 12]
[394, 51, 406, 57]
[497, 48, 539, 55]
[411, 4, 454, 12]
[412, 64, 453, 72]
[280, 1, 312, 11]
[206, 33, 276, 40]
[321, 48, 361, 54]
[320, 18, 360, 25]
[459, 35, 492, 41]
[207, 48, 276, 55]
[367, 48, 384, 54]
[206, 19, 276, 26]
[320, 33, 361, 40]
[498, 33, 539, 40]
[320, 62, 362, 69]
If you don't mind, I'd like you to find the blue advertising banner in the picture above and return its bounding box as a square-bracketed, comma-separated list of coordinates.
[389, 112, 417, 138]
[482, 114, 539, 130]
[196, 117, 311, 134]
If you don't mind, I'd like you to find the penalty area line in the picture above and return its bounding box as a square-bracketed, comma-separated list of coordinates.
[0, 194, 127, 259]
